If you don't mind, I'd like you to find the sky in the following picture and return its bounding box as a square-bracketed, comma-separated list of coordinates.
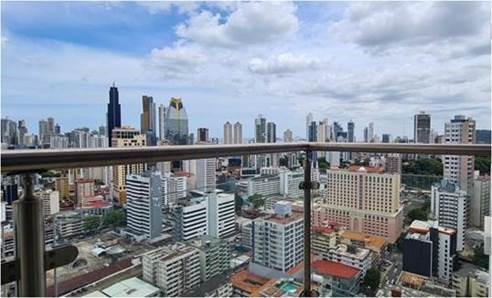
[1, 1, 491, 141]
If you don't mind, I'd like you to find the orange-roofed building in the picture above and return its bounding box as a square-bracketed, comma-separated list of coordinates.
[312, 260, 362, 296]
[231, 269, 271, 297]
[340, 230, 386, 254]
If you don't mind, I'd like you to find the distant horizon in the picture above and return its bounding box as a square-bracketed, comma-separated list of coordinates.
[2, 1, 491, 140]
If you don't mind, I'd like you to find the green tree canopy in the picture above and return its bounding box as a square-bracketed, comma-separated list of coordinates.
[102, 209, 126, 228]
[472, 244, 489, 269]
[475, 156, 491, 175]
[249, 193, 265, 209]
[402, 158, 443, 176]
[235, 194, 244, 215]
[363, 268, 381, 292]
[84, 215, 101, 232]
[408, 208, 428, 222]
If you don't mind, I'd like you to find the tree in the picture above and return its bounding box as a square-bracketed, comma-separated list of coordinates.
[408, 208, 428, 222]
[472, 244, 489, 269]
[249, 193, 265, 209]
[402, 158, 443, 176]
[279, 156, 289, 167]
[84, 215, 101, 232]
[317, 157, 329, 170]
[102, 209, 126, 228]
[235, 194, 244, 215]
[363, 268, 381, 292]
[475, 156, 491, 175]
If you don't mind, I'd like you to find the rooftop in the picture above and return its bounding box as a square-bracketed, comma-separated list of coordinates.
[263, 209, 303, 225]
[231, 269, 270, 295]
[340, 230, 386, 252]
[347, 165, 385, 173]
[312, 260, 361, 279]
[102, 277, 160, 297]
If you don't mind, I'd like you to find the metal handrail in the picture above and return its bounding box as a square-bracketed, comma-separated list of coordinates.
[1, 142, 489, 173]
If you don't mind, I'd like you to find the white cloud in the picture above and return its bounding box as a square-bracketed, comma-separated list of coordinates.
[248, 52, 322, 74]
[330, 2, 489, 51]
[148, 44, 207, 75]
[176, 1, 298, 47]
[137, 1, 199, 14]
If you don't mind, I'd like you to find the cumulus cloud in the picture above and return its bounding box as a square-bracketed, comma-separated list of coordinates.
[248, 53, 322, 74]
[176, 1, 298, 47]
[137, 1, 199, 14]
[148, 45, 207, 75]
[330, 2, 489, 50]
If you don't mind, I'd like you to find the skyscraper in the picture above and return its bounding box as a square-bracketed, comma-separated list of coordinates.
[38, 119, 49, 145]
[306, 113, 313, 140]
[164, 97, 189, 145]
[382, 134, 391, 143]
[158, 104, 166, 140]
[233, 122, 242, 144]
[195, 158, 216, 193]
[283, 129, 293, 143]
[347, 121, 355, 142]
[443, 115, 475, 193]
[414, 112, 431, 143]
[363, 127, 369, 143]
[141, 95, 156, 145]
[332, 122, 343, 140]
[368, 122, 374, 142]
[308, 121, 317, 142]
[223, 122, 233, 144]
[267, 122, 276, 143]
[47, 117, 55, 136]
[255, 114, 266, 143]
[197, 128, 209, 143]
[107, 83, 121, 147]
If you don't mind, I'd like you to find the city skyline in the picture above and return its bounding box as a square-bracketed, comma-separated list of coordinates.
[2, 1, 490, 140]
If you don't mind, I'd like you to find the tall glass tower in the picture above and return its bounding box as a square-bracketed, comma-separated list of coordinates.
[107, 83, 121, 147]
[165, 97, 189, 145]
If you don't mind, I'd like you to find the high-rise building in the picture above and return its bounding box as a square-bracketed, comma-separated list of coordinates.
[475, 129, 491, 144]
[363, 127, 369, 143]
[195, 158, 216, 193]
[471, 174, 490, 229]
[165, 97, 189, 145]
[443, 115, 475, 193]
[431, 179, 468, 251]
[252, 201, 304, 272]
[368, 122, 374, 143]
[255, 114, 267, 143]
[414, 111, 431, 144]
[111, 127, 147, 204]
[107, 83, 121, 147]
[266, 122, 276, 143]
[47, 117, 55, 136]
[316, 166, 402, 243]
[317, 121, 328, 142]
[306, 113, 313, 140]
[332, 122, 343, 140]
[233, 122, 242, 144]
[197, 128, 209, 143]
[140, 95, 157, 145]
[384, 154, 402, 174]
[347, 121, 355, 143]
[308, 121, 317, 142]
[283, 129, 293, 143]
[38, 119, 49, 145]
[54, 123, 61, 135]
[382, 134, 391, 143]
[208, 193, 235, 239]
[403, 220, 457, 284]
[40, 190, 60, 217]
[174, 198, 209, 241]
[162, 174, 187, 206]
[142, 244, 201, 297]
[158, 104, 166, 140]
[55, 176, 70, 201]
[224, 122, 233, 144]
[125, 172, 162, 240]
[189, 236, 232, 282]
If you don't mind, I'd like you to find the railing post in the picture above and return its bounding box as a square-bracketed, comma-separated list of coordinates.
[13, 173, 46, 296]
[302, 150, 312, 296]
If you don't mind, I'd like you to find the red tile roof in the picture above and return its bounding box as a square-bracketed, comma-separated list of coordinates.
[312, 260, 360, 279]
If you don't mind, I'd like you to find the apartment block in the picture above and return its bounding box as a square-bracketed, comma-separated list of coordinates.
[252, 201, 304, 272]
[142, 243, 201, 297]
[189, 236, 231, 282]
[174, 197, 209, 241]
[208, 193, 236, 239]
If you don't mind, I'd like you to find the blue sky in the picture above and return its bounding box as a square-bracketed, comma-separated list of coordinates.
[2, 1, 490, 140]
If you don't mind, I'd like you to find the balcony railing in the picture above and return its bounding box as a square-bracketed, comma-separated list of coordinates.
[1, 142, 490, 297]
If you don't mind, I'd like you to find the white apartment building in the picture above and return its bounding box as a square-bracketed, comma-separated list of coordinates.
[233, 122, 242, 144]
[55, 212, 83, 240]
[471, 173, 490, 228]
[246, 175, 280, 197]
[443, 115, 475, 193]
[431, 179, 468, 251]
[208, 193, 236, 239]
[252, 201, 304, 272]
[324, 244, 373, 276]
[161, 174, 187, 206]
[238, 218, 253, 249]
[39, 190, 60, 217]
[224, 122, 233, 144]
[316, 166, 402, 243]
[126, 172, 162, 240]
[195, 158, 216, 193]
[279, 169, 304, 198]
[142, 244, 201, 297]
[174, 197, 209, 241]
